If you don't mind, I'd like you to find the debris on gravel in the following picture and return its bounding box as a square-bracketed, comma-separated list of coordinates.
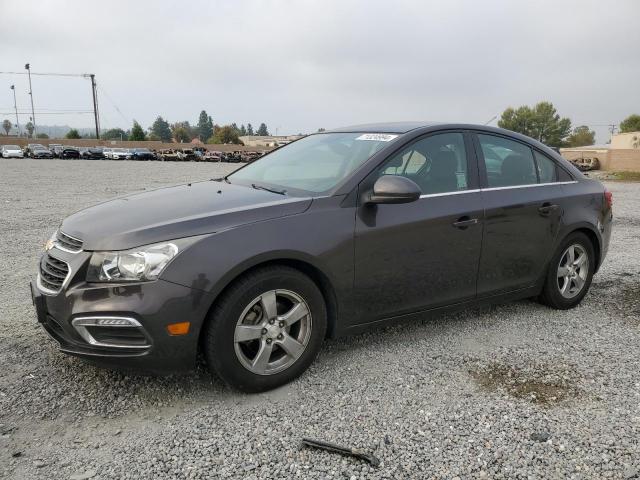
[1, 159, 639, 479]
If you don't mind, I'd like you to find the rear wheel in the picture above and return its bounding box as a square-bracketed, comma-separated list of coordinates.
[539, 232, 595, 309]
[203, 266, 327, 392]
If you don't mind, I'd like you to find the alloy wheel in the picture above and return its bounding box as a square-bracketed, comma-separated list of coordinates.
[234, 289, 312, 375]
[557, 244, 589, 299]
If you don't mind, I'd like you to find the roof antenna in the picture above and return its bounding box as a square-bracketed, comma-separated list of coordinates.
[484, 114, 498, 126]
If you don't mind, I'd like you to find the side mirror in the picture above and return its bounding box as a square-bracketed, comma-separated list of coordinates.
[367, 175, 421, 204]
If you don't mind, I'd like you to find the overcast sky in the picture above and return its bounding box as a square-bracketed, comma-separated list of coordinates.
[1, 0, 638, 141]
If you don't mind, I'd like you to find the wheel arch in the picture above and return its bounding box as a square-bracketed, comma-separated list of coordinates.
[563, 225, 602, 273]
[197, 255, 340, 356]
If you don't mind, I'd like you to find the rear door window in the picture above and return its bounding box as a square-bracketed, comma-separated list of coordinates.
[534, 151, 558, 183]
[477, 134, 537, 188]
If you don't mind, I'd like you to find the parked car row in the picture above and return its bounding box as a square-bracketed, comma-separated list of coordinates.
[1, 143, 266, 163]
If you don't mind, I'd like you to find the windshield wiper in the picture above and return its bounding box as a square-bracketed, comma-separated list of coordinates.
[251, 183, 287, 195]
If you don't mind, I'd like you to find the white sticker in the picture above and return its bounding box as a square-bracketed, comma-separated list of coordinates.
[355, 133, 398, 142]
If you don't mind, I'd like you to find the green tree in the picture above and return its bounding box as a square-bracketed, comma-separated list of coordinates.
[151, 116, 172, 142]
[197, 110, 213, 142]
[239, 124, 247, 136]
[103, 128, 127, 140]
[317, 128, 326, 132]
[65, 128, 81, 139]
[129, 121, 147, 141]
[171, 121, 195, 142]
[25, 121, 35, 138]
[246, 123, 254, 135]
[565, 125, 595, 147]
[619, 114, 640, 133]
[207, 125, 242, 144]
[498, 101, 571, 147]
[173, 127, 191, 143]
[2, 119, 11, 135]
[36, 133, 49, 139]
[256, 123, 269, 136]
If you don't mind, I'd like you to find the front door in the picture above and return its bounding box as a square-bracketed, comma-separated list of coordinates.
[353, 131, 483, 323]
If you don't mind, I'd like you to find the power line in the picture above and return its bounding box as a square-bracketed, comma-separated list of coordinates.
[0, 71, 88, 77]
[0, 111, 94, 115]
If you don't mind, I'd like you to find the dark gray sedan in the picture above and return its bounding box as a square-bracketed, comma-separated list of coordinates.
[31, 122, 612, 392]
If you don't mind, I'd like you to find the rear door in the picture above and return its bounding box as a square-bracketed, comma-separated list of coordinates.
[473, 132, 566, 296]
[353, 131, 484, 322]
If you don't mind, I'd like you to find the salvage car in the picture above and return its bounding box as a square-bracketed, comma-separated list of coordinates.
[110, 148, 131, 160]
[59, 146, 80, 159]
[24, 143, 46, 157]
[1, 144, 25, 158]
[81, 147, 106, 160]
[130, 148, 157, 161]
[30, 146, 53, 159]
[158, 149, 179, 161]
[31, 122, 612, 392]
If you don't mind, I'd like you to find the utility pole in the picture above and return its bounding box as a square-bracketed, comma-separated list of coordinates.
[10, 85, 21, 136]
[24, 63, 36, 137]
[89, 74, 100, 139]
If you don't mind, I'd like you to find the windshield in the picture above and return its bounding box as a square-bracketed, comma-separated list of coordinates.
[5, 145, 20, 149]
[228, 133, 395, 194]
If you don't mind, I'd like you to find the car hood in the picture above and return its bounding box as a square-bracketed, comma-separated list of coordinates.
[61, 180, 312, 250]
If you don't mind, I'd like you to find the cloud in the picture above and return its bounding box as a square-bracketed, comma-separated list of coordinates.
[1, 0, 638, 141]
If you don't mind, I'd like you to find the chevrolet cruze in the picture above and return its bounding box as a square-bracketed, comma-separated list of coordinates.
[31, 123, 612, 392]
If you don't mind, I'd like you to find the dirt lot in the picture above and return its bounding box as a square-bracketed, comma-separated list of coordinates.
[1, 159, 639, 479]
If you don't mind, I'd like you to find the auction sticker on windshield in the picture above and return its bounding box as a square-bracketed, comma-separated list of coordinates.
[355, 134, 398, 142]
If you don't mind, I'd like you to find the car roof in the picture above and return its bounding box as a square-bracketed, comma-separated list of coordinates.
[326, 121, 443, 134]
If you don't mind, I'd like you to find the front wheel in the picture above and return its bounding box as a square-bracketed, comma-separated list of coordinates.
[539, 232, 595, 309]
[203, 266, 327, 392]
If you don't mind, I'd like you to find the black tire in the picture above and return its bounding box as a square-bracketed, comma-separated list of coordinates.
[203, 266, 327, 392]
[539, 232, 595, 309]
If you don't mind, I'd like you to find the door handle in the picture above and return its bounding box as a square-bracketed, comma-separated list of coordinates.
[538, 203, 559, 215]
[452, 216, 478, 229]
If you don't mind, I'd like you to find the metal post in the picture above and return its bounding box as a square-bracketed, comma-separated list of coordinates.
[10, 85, 21, 136]
[25, 63, 36, 137]
[90, 74, 100, 139]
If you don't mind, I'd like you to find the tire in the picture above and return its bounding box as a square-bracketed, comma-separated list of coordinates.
[539, 232, 595, 309]
[203, 266, 327, 392]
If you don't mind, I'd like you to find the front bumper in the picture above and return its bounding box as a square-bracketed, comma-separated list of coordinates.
[31, 248, 214, 373]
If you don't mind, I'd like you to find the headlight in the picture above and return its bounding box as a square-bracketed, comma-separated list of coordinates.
[87, 242, 179, 282]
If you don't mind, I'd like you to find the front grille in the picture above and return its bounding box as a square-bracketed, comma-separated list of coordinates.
[39, 254, 70, 293]
[56, 231, 83, 252]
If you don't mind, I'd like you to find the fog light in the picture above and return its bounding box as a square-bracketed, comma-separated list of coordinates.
[96, 318, 136, 326]
[166, 322, 190, 336]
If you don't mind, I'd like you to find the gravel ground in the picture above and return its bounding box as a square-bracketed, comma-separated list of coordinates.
[1, 158, 639, 479]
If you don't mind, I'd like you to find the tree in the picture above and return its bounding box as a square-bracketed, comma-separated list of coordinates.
[25, 121, 35, 138]
[197, 110, 213, 142]
[2, 119, 11, 135]
[103, 128, 127, 140]
[173, 127, 190, 143]
[65, 128, 81, 139]
[256, 123, 269, 136]
[207, 125, 242, 144]
[150, 116, 172, 142]
[246, 123, 254, 135]
[171, 121, 195, 142]
[239, 124, 247, 136]
[619, 114, 640, 133]
[36, 133, 49, 139]
[498, 101, 571, 147]
[129, 121, 147, 141]
[317, 128, 326, 132]
[565, 126, 595, 147]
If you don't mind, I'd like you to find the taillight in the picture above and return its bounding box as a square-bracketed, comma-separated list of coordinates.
[604, 189, 613, 209]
